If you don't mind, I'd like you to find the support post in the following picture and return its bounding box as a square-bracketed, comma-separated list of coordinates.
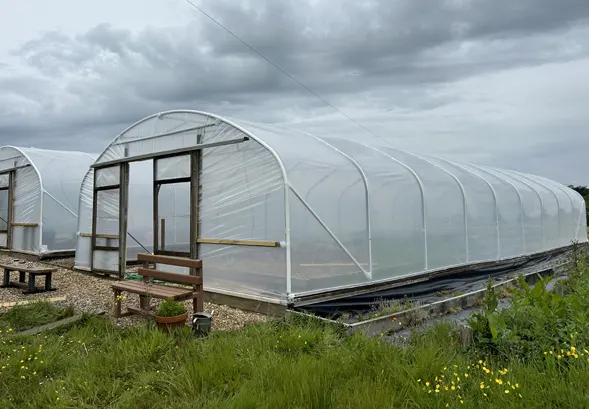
[7, 170, 14, 249]
[90, 169, 98, 272]
[118, 163, 130, 280]
[153, 160, 159, 254]
[160, 219, 166, 250]
[190, 150, 202, 312]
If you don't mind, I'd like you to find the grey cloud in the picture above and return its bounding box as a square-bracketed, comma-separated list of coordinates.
[0, 0, 588, 184]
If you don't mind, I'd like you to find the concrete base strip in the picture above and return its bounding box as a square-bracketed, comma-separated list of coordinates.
[287, 261, 570, 338]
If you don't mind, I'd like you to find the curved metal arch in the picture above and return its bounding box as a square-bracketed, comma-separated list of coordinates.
[424, 155, 501, 259]
[338, 139, 429, 270]
[489, 167, 546, 249]
[379, 146, 470, 262]
[520, 173, 567, 245]
[464, 163, 527, 253]
[528, 174, 579, 241]
[303, 168, 339, 202]
[504, 169, 561, 248]
[297, 131, 373, 278]
[90, 109, 295, 297]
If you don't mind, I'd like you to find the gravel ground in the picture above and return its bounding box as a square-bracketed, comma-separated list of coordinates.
[0, 252, 267, 331]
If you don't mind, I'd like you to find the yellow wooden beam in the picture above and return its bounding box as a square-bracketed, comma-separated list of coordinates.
[196, 238, 280, 247]
[11, 223, 38, 227]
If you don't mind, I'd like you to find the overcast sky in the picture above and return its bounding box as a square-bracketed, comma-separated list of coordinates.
[0, 0, 588, 185]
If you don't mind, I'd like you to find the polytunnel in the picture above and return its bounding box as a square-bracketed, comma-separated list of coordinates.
[0, 146, 97, 257]
[74, 110, 588, 305]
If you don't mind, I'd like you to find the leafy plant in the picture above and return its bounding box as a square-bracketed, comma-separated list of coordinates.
[467, 278, 505, 342]
[155, 298, 186, 317]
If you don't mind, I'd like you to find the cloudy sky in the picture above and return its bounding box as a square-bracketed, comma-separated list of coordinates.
[0, 0, 588, 185]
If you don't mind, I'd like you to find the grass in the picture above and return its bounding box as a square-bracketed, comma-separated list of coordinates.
[2, 249, 589, 408]
[0, 301, 75, 332]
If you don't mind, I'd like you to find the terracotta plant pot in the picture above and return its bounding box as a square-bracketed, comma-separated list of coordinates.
[154, 311, 188, 333]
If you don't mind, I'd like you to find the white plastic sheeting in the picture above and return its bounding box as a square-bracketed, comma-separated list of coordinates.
[0, 146, 97, 255]
[74, 110, 588, 303]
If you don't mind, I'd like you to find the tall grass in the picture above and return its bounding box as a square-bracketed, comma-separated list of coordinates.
[0, 301, 74, 332]
[2, 251, 589, 408]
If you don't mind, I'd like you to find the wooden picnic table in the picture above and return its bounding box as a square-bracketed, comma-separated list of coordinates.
[0, 263, 57, 294]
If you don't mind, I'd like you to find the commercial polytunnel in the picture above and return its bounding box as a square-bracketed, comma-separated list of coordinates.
[0, 146, 97, 257]
[73, 110, 588, 305]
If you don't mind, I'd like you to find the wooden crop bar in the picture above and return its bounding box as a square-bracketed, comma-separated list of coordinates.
[196, 238, 280, 247]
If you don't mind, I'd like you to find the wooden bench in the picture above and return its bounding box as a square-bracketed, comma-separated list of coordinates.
[110, 253, 203, 318]
[0, 263, 57, 294]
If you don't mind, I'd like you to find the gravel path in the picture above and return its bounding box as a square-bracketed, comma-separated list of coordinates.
[0, 252, 267, 331]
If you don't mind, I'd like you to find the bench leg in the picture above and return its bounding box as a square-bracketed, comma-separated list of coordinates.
[44, 273, 53, 291]
[1, 268, 9, 288]
[114, 290, 122, 318]
[139, 295, 149, 311]
[19, 271, 25, 283]
[24, 274, 36, 294]
[193, 295, 203, 314]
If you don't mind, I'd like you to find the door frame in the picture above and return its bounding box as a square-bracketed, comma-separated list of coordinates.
[89, 136, 247, 279]
[152, 150, 200, 260]
[90, 163, 129, 278]
[0, 170, 14, 250]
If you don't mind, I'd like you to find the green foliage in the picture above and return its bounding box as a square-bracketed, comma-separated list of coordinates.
[155, 298, 186, 317]
[4, 252, 589, 408]
[0, 301, 75, 332]
[468, 250, 589, 361]
[568, 185, 589, 226]
[467, 278, 504, 342]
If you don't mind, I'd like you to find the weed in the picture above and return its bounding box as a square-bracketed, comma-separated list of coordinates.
[0, 301, 75, 332]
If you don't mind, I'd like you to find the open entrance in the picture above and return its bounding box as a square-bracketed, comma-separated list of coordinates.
[88, 134, 283, 290]
[153, 154, 193, 258]
[90, 145, 206, 279]
[0, 171, 14, 249]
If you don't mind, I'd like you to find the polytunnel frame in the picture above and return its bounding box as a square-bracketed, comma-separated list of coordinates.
[83, 110, 587, 306]
[0, 146, 86, 256]
[86, 111, 297, 302]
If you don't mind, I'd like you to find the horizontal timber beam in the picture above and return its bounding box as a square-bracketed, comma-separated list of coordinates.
[92, 137, 249, 169]
[12, 223, 38, 228]
[197, 238, 280, 247]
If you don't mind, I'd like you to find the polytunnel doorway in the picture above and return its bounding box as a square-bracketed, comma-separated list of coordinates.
[88, 134, 278, 280]
[153, 154, 193, 258]
[0, 170, 14, 249]
[90, 150, 199, 278]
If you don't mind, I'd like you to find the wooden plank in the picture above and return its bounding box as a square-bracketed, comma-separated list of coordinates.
[94, 246, 119, 252]
[111, 281, 192, 299]
[156, 250, 191, 258]
[137, 253, 202, 269]
[0, 297, 67, 308]
[137, 267, 202, 285]
[11, 223, 38, 227]
[92, 137, 249, 169]
[196, 238, 280, 247]
[0, 264, 57, 273]
[126, 306, 155, 317]
[12, 314, 85, 337]
[80, 233, 119, 239]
